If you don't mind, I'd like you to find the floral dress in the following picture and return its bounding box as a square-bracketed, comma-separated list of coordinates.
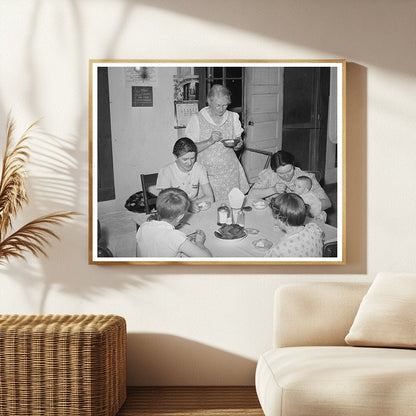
[254, 167, 329, 201]
[186, 108, 249, 202]
[264, 223, 324, 258]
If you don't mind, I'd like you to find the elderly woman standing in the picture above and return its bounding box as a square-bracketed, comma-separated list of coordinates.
[185, 84, 249, 202]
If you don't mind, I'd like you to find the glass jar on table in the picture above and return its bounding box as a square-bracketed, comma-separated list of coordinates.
[232, 208, 245, 227]
[217, 203, 230, 226]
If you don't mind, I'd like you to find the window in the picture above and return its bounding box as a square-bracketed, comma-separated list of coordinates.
[206, 67, 244, 122]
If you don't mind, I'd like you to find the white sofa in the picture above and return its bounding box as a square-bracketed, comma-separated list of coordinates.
[255, 281, 416, 416]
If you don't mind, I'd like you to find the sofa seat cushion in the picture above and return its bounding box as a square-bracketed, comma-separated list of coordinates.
[256, 346, 416, 416]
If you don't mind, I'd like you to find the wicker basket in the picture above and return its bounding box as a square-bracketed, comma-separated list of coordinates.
[0, 314, 126, 416]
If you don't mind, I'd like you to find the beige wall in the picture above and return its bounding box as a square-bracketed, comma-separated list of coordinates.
[99, 66, 178, 214]
[0, 0, 415, 385]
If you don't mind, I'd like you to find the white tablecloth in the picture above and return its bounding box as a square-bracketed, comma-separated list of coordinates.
[129, 200, 337, 259]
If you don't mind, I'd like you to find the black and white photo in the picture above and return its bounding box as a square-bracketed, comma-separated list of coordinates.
[89, 60, 345, 264]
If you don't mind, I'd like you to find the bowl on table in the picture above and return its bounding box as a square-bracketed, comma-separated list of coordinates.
[252, 238, 273, 250]
[252, 199, 268, 210]
[197, 201, 211, 211]
[221, 139, 239, 148]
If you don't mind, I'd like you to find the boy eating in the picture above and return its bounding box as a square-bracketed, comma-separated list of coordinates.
[136, 188, 212, 257]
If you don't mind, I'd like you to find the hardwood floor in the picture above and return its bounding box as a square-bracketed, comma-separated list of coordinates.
[117, 386, 264, 416]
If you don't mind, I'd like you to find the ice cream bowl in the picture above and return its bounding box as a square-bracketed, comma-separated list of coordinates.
[252, 199, 268, 210]
[197, 201, 211, 211]
[222, 139, 239, 148]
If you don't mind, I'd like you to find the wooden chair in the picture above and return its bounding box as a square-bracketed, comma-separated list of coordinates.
[323, 241, 337, 257]
[307, 170, 323, 183]
[239, 146, 274, 189]
[97, 220, 113, 257]
[140, 173, 158, 214]
[240, 147, 273, 169]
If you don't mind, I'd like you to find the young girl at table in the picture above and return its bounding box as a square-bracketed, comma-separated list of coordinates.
[293, 176, 327, 223]
[264, 193, 324, 258]
[136, 188, 212, 258]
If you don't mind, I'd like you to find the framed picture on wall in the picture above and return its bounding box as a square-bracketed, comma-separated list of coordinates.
[89, 59, 346, 265]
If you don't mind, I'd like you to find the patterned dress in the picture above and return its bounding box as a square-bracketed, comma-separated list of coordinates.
[186, 108, 249, 202]
[254, 167, 328, 201]
[264, 223, 324, 258]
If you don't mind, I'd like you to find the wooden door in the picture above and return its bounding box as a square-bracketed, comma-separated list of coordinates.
[282, 67, 330, 175]
[97, 67, 115, 202]
[241, 67, 283, 182]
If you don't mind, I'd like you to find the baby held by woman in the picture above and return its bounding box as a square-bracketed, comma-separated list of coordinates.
[293, 176, 327, 223]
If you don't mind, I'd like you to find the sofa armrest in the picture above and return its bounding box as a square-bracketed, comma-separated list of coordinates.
[273, 282, 370, 348]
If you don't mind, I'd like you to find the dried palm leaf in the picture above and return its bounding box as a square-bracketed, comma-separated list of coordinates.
[0, 116, 79, 264]
[0, 212, 79, 264]
[0, 117, 36, 238]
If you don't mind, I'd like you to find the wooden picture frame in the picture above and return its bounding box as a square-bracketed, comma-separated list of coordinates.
[89, 60, 346, 265]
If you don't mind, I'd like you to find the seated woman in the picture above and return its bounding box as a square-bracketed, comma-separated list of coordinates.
[264, 193, 324, 258]
[156, 137, 214, 212]
[249, 150, 332, 211]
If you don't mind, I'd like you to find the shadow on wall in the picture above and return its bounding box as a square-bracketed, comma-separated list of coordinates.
[0, 1, 370, 297]
[0, 257, 151, 315]
[0, 62, 368, 306]
[0, 122, 156, 313]
[0, 1, 89, 307]
[133, 0, 412, 76]
[91, 0, 370, 274]
[127, 333, 257, 386]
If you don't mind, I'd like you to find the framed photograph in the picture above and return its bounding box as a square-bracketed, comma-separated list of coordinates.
[89, 60, 345, 265]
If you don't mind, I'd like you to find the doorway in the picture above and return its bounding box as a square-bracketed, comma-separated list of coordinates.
[194, 66, 331, 184]
[281, 67, 330, 176]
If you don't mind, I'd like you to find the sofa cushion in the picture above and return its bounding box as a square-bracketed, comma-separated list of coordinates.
[256, 346, 416, 416]
[274, 282, 370, 348]
[345, 272, 416, 348]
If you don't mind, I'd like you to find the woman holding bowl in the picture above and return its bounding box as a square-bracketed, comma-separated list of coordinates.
[185, 84, 249, 202]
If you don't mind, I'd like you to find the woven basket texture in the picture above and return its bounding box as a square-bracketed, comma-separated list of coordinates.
[0, 314, 126, 416]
